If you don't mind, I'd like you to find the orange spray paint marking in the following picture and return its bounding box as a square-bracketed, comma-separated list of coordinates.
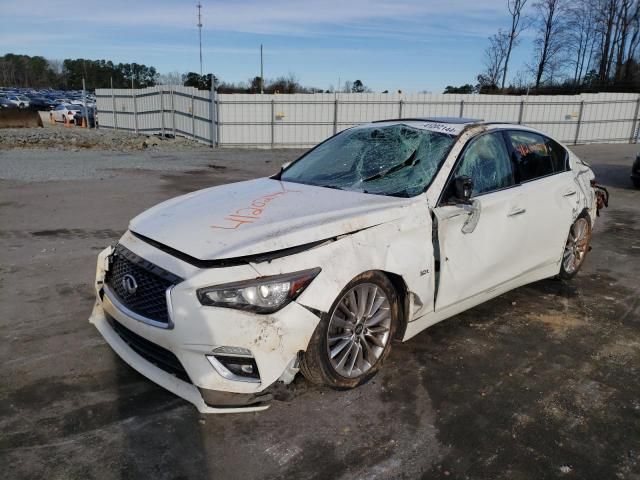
[211, 186, 301, 229]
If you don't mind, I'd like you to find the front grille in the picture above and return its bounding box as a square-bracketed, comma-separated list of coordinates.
[105, 245, 182, 325]
[107, 315, 191, 383]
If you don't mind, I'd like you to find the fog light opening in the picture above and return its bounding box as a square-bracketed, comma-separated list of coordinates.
[206, 353, 261, 383]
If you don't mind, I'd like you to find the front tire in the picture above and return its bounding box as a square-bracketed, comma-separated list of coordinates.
[559, 214, 591, 280]
[300, 272, 398, 389]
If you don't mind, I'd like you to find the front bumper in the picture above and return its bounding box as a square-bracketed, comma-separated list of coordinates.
[89, 241, 321, 413]
[89, 302, 271, 413]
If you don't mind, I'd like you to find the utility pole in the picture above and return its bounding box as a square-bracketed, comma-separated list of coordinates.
[197, 1, 203, 78]
[260, 44, 264, 94]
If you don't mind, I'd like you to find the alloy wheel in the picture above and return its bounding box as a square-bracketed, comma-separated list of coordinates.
[326, 283, 392, 378]
[563, 218, 589, 274]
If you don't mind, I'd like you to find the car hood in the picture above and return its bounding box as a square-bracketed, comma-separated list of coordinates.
[129, 178, 412, 261]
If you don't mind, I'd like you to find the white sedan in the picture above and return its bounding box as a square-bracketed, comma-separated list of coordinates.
[89, 118, 607, 413]
[7, 95, 30, 108]
[50, 104, 81, 124]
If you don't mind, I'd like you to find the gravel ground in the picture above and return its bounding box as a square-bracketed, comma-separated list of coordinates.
[0, 125, 212, 151]
[1, 141, 639, 480]
[0, 127, 299, 182]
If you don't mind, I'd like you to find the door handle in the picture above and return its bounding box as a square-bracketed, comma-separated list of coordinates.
[563, 190, 577, 197]
[507, 207, 526, 217]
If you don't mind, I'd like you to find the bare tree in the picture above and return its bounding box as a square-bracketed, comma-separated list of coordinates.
[479, 31, 510, 88]
[532, 0, 567, 87]
[566, 0, 599, 84]
[595, 0, 620, 82]
[501, 0, 529, 89]
[158, 71, 183, 85]
[613, 0, 640, 81]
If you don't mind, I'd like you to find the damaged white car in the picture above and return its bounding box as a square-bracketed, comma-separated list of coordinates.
[89, 117, 608, 413]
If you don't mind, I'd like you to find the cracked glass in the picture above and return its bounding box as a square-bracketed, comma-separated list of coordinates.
[453, 132, 514, 196]
[280, 124, 456, 197]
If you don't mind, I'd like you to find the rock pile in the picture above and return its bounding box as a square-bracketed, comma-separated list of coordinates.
[0, 127, 211, 151]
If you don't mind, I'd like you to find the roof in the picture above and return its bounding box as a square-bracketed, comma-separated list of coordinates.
[372, 116, 483, 124]
[367, 116, 485, 136]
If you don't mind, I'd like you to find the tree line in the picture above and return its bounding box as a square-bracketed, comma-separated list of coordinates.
[0, 54, 159, 89]
[0, 53, 372, 93]
[474, 0, 640, 94]
[176, 72, 372, 94]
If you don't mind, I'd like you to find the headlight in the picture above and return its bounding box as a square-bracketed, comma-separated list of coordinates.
[196, 268, 321, 314]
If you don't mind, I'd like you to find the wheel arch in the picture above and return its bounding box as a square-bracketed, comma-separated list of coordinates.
[379, 270, 409, 340]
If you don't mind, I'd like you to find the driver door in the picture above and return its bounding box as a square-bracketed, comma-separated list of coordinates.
[433, 131, 529, 312]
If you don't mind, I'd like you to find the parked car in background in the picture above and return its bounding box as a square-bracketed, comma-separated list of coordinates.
[633, 153, 640, 188]
[73, 106, 97, 127]
[0, 96, 17, 109]
[7, 95, 30, 108]
[89, 117, 609, 414]
[50, 103, 82, 123]
[28, 97, 56, 111]
[69, 99, 95, 108]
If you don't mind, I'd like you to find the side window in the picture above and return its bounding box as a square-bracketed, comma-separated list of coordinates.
[508, 130, 560, 182]
[452, 132, 514, 196]
[546, 137, 569, 172]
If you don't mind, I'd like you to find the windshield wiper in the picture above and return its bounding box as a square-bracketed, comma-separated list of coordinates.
[361, 149, 420, 183]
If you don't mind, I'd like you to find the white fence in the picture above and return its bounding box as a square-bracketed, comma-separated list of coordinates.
[95, 87, 640, 147]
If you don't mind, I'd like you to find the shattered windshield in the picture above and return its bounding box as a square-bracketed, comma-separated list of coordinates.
[280, 124, 455, 197]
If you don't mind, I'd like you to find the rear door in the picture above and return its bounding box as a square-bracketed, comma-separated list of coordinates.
[504, 130, 576, 274]
[433, 131, 529, 311]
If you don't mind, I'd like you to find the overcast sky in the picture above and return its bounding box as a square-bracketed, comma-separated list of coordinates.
[1, 0, 536, 92]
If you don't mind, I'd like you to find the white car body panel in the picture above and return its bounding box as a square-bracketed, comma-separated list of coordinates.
[433, 187, 530, 311]
[89, 119, 599, 413]
[130, 178, 413, 260]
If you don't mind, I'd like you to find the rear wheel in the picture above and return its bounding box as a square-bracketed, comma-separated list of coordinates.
[633, 178, 640, 189]
[559, 214, 591, 279]
[300, 272, 398, 388]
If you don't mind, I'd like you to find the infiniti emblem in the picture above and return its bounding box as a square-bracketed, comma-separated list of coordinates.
[122, 274, 138, 295]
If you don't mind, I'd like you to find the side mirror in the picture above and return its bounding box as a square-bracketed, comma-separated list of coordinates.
[454, 176, 474, 204]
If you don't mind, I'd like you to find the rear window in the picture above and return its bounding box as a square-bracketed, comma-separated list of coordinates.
[507, 130, 568, 182]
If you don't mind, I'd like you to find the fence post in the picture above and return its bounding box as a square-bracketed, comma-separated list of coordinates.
[191, 93, 196, 140]
[111, 89, 117, 130]
[630, 96, 640, 144]
[271, 99, 275, 148]
[333, 98, 339, 135]
[399, 99, 403, 118]
[159, 88, 165, 137]
[573, 100, 584, 145]
[132, 89, 138, 134]
[171, 87, 176, 138]
[459, 99, 464, 118]
[209, 88, 215, 147]
[215, 92, 221, 146]
[518, 100, 525, 124]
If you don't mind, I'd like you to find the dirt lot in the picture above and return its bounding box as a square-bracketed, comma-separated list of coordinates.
[1, 137, 639, 480]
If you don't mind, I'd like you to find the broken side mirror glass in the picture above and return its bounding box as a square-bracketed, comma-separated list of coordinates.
[454, 176, 473, 204]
